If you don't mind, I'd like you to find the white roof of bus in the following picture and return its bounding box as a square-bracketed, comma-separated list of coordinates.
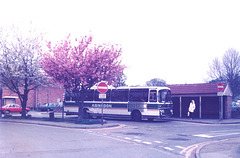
[91, 86, 170, 90]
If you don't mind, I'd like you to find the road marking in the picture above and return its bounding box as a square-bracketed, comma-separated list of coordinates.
[210, 129, 240, 133]
[180, 144, 198, 155]
[193, 134, 214, 138]
[211, 132, 240, 137]
[181, 139, 229, 158]
[194, 132, 240, 138]
[154, 141, 163, 144]
[124, 137, 131, 140]
[133, 139, 142, 143]
[163, 147, 174, 151]
[175, 145, 185, 149]
[142, 141, 152, 145]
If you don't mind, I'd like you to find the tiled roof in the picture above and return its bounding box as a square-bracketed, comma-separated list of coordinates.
[167, 83, 228, 95]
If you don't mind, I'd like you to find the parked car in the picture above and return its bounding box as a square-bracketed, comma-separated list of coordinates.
[232, 102, 240, 111]
[1, 104, 30, 114]
[38, 103, 62, 111]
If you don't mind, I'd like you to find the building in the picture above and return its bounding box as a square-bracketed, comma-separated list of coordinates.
[168, 83, 232, 119]
[1, 86, 64, 109]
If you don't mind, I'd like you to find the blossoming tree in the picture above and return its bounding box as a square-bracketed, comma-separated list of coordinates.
[41, 34, 125, 120]
[0, 24, 47, 118]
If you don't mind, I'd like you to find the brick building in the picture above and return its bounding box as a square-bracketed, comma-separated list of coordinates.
[1, 86, 64, 109]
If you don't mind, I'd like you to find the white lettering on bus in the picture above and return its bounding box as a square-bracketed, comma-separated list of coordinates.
[92, 104, 112, 108]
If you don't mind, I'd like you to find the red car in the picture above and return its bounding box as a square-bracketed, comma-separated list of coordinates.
[1, 104, 30, 114]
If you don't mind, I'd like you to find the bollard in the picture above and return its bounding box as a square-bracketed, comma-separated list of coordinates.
[49, 108, 54, 120]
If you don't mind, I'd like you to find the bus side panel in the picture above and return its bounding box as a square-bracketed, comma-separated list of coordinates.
[64, 101, 78, 115]
[86, 102, 130, 116]
[144, 103, 159, 117]
[128, 102, 145, 112]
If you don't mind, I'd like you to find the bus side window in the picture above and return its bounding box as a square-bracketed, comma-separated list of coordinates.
[72, 97, 77, 101]
[85, 90, 94, 101]
[64, 92, 71, 101]
[111, 89, 129, 102]
[120, 89, 129, 102]
[129, 89, 148, 102]
[111, 89, 117, 101]
[149, 90, 157, 102]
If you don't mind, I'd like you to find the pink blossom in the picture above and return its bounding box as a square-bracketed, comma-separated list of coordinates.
[41, 34, 125, 90]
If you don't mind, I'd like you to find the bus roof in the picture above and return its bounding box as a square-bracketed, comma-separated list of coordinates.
[91, 86, 170, 91]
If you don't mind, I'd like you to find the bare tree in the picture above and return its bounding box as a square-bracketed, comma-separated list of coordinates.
[208, 57, 224, 81]
[0, 24, 48, 117]
[208, 48, 240, 98]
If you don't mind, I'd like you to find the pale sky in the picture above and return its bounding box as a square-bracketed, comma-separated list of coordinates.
[1, 0, 240, 86]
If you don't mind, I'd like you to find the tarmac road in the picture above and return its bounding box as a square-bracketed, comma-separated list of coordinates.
[1, 111, 240, 158]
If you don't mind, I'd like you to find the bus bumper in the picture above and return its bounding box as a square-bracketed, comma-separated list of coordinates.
[159, 109, 173, 118]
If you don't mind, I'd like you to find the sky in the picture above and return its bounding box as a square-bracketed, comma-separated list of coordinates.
[1, 0, 240, 86]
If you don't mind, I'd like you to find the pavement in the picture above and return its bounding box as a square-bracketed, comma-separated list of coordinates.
[0, 111, 121, 129]
[194, 138, 240, 158]
[163, 117, 240, 125]
[0, 111, 240, 158]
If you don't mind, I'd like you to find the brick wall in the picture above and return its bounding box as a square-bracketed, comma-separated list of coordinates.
[225, 96, 232, 119]
[1, 86, 64, 108]
[36, 87, 64, 107]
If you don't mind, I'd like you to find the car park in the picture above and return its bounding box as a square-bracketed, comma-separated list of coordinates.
[1, 104, 30, 114]
[38, 103, 62, 111]
[232, 102, 240, 111]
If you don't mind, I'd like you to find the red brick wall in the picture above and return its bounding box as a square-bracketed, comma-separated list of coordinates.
[224, 96, 232, 119]
[36, 87, 64, 107]
[1, 86, 64, 108]
[28, 89, 36, 107]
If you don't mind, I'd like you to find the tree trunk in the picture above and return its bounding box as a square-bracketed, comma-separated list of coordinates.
[20, 88, 29, 118]
[77, 89, 86, 121]
[77, 101, 84, 121]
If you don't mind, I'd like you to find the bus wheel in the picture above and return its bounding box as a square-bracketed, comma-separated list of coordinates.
[131, 110, 142, 121]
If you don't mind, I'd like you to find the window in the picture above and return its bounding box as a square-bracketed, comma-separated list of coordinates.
[65, 96, 71, 101]
[85, 90, 94, 101]
[72, 96, 78, 101]
[149, 90, 157, 102]
[64, 92, 71, 101]
[129, 89, 149, 102]
[159, 90, 172, 102]
[111, 89, 129, 102]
